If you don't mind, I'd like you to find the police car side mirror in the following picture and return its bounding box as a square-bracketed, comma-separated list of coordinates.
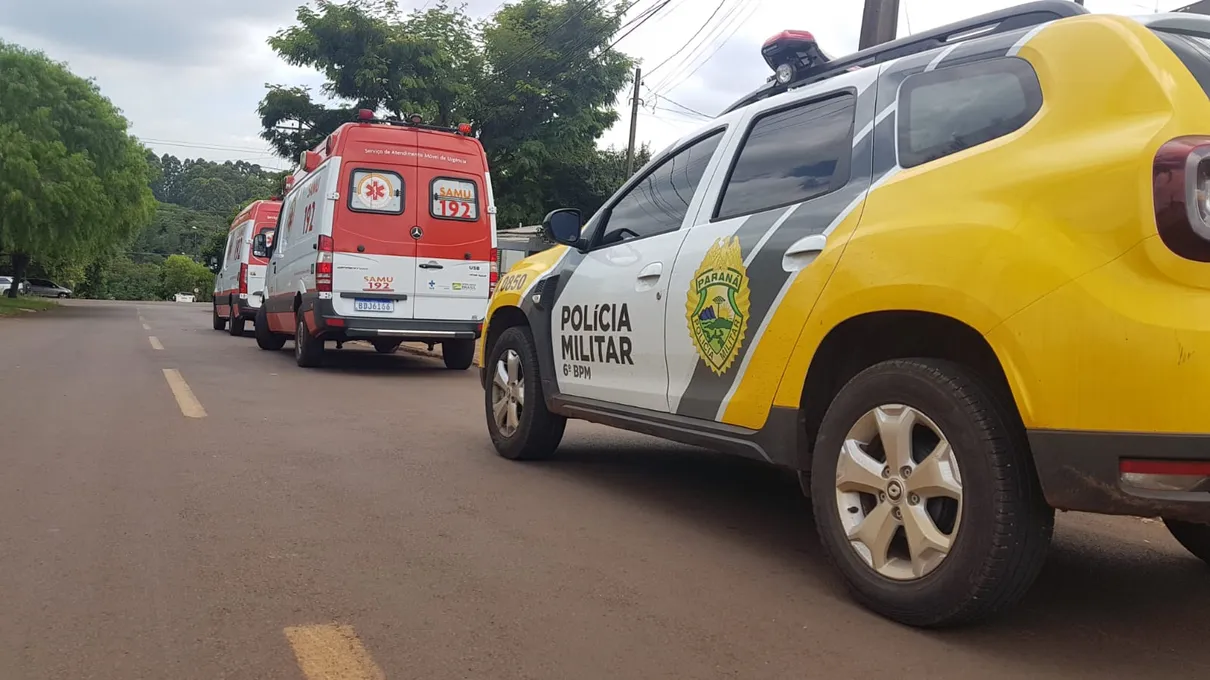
[543, 208, 583, 248]
[252, 233, 270, 259]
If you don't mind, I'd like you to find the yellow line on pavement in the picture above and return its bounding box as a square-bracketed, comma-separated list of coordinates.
[284, 624, 385, 680]
[148, 336, 164, 350]
[162, 369, 206, 418]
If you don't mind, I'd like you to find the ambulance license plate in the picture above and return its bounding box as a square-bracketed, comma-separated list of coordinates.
[354, 298, 394, 313]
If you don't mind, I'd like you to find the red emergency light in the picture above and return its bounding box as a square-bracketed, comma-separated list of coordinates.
[761, 29, 832, 86]
[457, 123, 472, 135]
[358, 108, 375, 121]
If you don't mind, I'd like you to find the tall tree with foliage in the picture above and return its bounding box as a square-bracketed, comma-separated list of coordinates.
[259, 0, 639, 227]
[0, 41, 156, 296]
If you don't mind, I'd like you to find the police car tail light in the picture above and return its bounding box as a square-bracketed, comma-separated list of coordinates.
[316, 234, 334, 293]
[489, 248, 499, 295]
[238, 263, 248, 297]
[1121, 459, 1210, 493]
[1154, 136, 1210, 262]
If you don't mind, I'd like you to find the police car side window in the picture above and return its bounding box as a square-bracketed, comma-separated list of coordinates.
[714, 94, 855, 222]
[595, 130, 724, 247]
[898, 57, 1041, 169]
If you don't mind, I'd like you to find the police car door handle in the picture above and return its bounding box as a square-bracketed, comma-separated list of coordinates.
[783, 234, 827, 272]
[635, 262, 662, 291]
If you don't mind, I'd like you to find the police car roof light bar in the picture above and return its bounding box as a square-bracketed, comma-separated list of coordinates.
[722, 0, 1088, 116]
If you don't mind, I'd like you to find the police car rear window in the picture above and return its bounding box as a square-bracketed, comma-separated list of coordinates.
[898, 57, 1041, 169]
[1152, 30, 1210, 99]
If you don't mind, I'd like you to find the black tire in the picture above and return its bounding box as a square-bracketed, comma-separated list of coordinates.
[372, 340, 401, 354]
[1164, 519, 1210, 566]
[294, 315, 324, 368]
[228, 299, 246, 337]
[255, 307, 286, 351]
[809, 358, 1054, 628]
[442, 338, 476, 370]
[484, 326, 565, 461]
[212, 304, 226, 331]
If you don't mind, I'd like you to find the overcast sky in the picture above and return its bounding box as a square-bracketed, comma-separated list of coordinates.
[0, 0, 1183, 169]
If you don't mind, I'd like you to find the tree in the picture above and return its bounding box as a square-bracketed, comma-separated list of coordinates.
[259, 0, 640, 226]
[159, 254, 214, 302]
[0, 41, 156, 296]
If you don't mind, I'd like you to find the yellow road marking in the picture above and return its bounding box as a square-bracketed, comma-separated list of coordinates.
[148, 336, 164, 350]
[284, 624, 385, 680]
[162, 369, 206, 418]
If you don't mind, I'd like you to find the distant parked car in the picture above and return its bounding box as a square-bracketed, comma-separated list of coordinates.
[24, 278, 71, 298]
[0, 276, 30, 295]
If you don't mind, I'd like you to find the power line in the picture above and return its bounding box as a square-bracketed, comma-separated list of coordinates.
[140, 138, 276, 155]
[644, 0, 729, 77]
[652, 0, 760, 95]
[498, 0, 672, 105]
[647, 0, 747, 92]
[652, 95, 711, 119]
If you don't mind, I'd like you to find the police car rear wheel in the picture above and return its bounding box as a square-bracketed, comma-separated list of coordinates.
[372, 340, 401, 354]
[810, 358, 1053, 628]
[1164, 519, 1210, 566]
[443, 339, 475, 370]
[486, 326, 565, 460]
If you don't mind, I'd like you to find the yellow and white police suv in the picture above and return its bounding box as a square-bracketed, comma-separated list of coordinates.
[480, 1, 1210, 627]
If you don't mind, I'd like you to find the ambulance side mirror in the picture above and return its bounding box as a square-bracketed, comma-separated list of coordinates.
[252, 233, 271, 258]
[543, 208, 583, 248]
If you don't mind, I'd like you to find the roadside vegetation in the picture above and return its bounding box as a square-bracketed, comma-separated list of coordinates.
[1, 0, 651, 300]
[0, 296, 57, 317]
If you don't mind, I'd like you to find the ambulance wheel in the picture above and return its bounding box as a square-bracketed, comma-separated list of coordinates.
[1164, 519, 1210, 566]
[212, 304, 226, 331]
[372, 340, 401, 354]
[485, 326, 565, 461]
[228, 303, 246, 337]
[255, 308, 286, 351]
[295, 316, 325, 368]
[809, 358, 1053, 628]
[443, 339, 475, 370]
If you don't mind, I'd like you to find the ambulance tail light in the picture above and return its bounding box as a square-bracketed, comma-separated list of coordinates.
[238, 263, 248, 297]
[316, 234, 334, 293]
[489, 248, 499, 295]
[1154, 136, 1210, 262]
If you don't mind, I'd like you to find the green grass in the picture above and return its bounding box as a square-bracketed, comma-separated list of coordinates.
[0, 296, 58, 317]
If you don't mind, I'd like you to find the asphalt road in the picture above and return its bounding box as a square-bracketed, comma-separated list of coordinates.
[1, 299, 1208, 680]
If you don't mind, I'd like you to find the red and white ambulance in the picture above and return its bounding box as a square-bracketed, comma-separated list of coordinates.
[212, 198, 281, 336]
[252, 110, 497, 368]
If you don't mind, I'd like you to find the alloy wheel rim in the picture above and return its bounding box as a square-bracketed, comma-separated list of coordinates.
[834, 404, 963, 581]
[491, 349, 524, 437]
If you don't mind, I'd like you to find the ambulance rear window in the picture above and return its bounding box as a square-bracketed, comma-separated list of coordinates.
[349, 169, 404, 214]
[430, 177, 479, 221]
[1152, 30, 1210, 99]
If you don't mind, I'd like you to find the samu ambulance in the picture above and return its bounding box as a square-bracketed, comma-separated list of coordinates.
[212, 198, 281, 336]
[253, 110, 497, 368]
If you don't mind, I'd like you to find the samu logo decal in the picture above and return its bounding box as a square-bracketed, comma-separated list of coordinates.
[686, 235, 750, 376]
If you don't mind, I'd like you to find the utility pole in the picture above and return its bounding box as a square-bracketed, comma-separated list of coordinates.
[625, 67, 642, 177]
[859, 0, 901, 50]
